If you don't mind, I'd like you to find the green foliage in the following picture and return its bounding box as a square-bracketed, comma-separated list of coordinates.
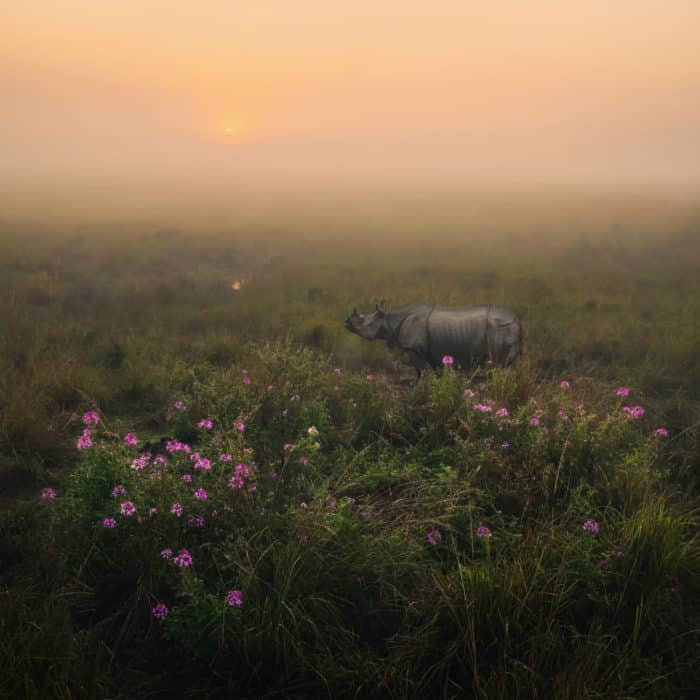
[0, 346, 693, 697]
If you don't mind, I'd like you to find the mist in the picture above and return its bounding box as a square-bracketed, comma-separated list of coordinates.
[3, 1, 700, 228]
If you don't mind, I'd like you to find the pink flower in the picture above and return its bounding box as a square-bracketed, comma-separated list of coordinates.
[131, 453, 150, 471]
[501, 441, 510, 449]
[616, 387, 630, 398]
[220, 452, 233, 462]
[194, 456, 211, 471]
[182, 474, 192, 484]
[149, 507, 158, 516]
[622, 405, 645, 419]
[160, 548, 173, 560]
[103, 518, 116, 529]
[77, 429, 93, 449]
[582, 519, 599, 533]
[334, 368, 342, 375]
[442, 355, 454, 366]
[226, 589, 243, 607]
[170, 502, 184, 517]
[40, 487, 57, 500]
[153, 455, 169, 469]
[298, 456, 308, 466]
[234, 420, 245, 432]
[473, 403, 492, 413]
[198, 419, 213, 430]
[173, 549, 193, 568]
[228, 475, 244, 489]
[124, 433, 137, 447]
[235, 463, 250, 478]
[476, 526, 492, 539]
[427, 529, 442, 545]
[464, 389, 476, 398]
[267, 384, 275, 391]
[193, 487, 208, 501]
[174, 400, 186, 411]
[152, 603, 170, 620]
[120, 501, 136, 517]
[655, 427, 669, 438]
[290, 394, 301, 401]
[558, 410, 569, 421]
[112, 485, 127, 498]
[283, 443, 295, 452]
[83, 411, 100, 426]
[166, 440, 190, 454]
[365, 373, 375, 381]
[530, 417, 540, 427]
[243, 376, 252, 385]
[560, 380, 570, 389]
[495, 407, 509, 418]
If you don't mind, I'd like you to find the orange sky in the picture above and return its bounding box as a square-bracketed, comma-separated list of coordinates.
[3, 1, 700, 192]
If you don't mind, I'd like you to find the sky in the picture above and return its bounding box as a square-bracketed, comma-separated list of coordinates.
[2, 0, 700, 205]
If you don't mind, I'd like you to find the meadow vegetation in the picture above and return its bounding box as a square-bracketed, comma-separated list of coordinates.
[1, 195, 699, 697]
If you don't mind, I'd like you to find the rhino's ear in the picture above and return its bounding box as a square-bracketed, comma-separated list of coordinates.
[376, 300, 387, 316]
[352, 307, 358, 317]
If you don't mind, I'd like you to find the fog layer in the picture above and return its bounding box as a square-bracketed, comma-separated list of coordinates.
[3, 1, 699, 223]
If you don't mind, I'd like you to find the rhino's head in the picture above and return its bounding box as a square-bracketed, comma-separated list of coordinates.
[345, 301, 389, 340]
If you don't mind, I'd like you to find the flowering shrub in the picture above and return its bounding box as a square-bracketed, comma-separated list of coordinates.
[38, 345, 692, 700]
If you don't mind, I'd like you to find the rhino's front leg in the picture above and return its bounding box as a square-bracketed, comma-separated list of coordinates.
[406, 350, 428, 383]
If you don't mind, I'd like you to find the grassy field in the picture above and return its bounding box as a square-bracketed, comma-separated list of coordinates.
[1, 194, 699, 698]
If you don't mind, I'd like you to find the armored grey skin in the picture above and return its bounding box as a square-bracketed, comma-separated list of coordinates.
[345, 302, 522, 380]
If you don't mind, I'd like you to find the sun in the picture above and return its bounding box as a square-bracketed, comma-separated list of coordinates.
[222, 122, 244, 138]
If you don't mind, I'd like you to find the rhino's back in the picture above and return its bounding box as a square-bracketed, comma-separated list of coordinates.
[427, 305, 520, 366]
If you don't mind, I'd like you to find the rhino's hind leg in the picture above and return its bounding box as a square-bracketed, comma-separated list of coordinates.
[503, 342, 520, 366]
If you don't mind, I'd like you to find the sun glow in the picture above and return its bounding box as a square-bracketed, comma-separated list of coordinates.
[222, 121, 245, 138]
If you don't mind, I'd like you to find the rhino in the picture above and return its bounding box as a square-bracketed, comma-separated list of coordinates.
[345, 302, 522, 379]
